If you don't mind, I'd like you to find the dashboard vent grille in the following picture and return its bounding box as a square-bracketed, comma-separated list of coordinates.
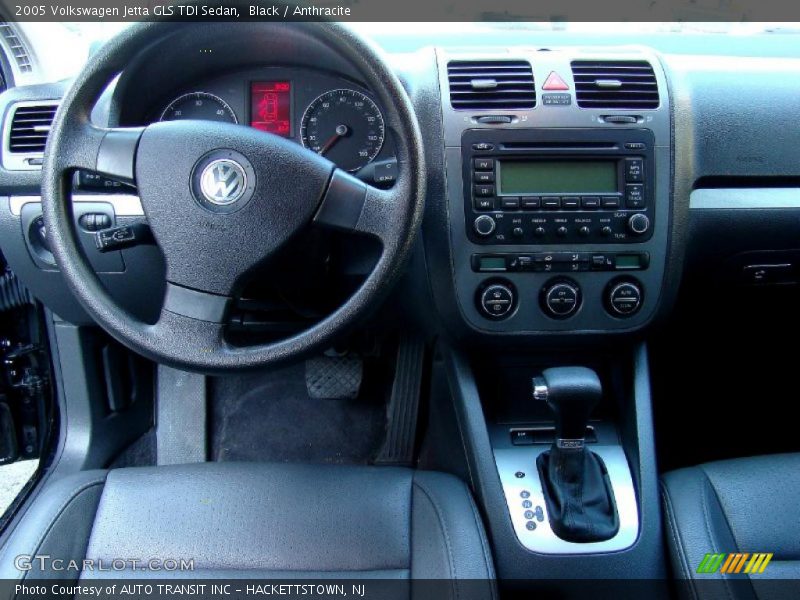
[447, 60, 536, 110]
[571, 60, 659, 109]
[8, 103, 58, 153]
[0, 22, 33, 73]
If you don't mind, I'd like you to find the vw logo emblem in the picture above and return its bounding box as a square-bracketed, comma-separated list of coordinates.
[199, 159, 247, 206]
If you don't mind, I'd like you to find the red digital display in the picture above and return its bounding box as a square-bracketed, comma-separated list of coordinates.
[250, 81, 291, 136]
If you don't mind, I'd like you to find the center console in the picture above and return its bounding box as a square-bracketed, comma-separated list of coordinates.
[428, 47, 671, 585]
[438, 48, 671, 335]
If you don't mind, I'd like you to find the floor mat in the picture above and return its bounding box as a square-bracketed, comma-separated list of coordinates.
[210, 363, 387, 464]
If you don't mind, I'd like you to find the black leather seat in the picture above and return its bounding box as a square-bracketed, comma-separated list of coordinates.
[662, 454, 800, 599]
[0, 463, 495, 594]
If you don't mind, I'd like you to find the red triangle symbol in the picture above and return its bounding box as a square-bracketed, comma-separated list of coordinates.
[542, 71, 569, 91]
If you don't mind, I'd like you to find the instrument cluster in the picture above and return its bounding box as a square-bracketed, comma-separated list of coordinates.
[148, 67, 391, 175]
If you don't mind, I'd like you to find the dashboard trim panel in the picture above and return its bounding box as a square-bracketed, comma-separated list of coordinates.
[9, 194, 144, 217]
[690, 188, 800, 210]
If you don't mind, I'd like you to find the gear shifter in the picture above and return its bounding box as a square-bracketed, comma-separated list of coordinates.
[534, 367, 619, 542]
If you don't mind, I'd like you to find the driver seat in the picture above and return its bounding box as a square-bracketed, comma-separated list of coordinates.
[0, 463, 495, 593]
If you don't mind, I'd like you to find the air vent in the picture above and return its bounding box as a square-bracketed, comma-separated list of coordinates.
[448, 60, 536, 110]
[8, 103, 57, 153]
[0, 23, 33, 73]
[571, 60, 659, 109]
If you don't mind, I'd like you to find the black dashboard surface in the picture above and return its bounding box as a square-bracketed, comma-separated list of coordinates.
[1, 25, 800, 338]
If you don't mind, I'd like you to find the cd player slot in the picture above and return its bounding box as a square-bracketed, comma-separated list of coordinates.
[499, 141, 619, 152]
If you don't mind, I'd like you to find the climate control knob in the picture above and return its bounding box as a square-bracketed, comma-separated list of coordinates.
[605, 280, 643, 316]
[479, 283, 515, 319]
[473, 215, 496, 237]
[541, 280, 581, 319]
[627, 213, 650, 235]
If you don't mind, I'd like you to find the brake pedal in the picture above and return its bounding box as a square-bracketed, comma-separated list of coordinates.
[305, 354, 363, 400]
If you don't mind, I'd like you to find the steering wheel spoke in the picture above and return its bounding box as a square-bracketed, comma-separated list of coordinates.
[313, 168, 397, 243]
[149, 305, 228, 362]
[55, 122, 143, 185]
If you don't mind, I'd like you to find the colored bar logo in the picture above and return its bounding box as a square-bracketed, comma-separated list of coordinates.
[697, 553, 773, 574]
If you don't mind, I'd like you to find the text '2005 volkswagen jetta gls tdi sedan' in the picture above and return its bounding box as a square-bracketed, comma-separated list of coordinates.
[0, 4, 799, 600]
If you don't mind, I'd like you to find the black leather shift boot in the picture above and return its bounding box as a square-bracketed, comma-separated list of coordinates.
[537, 446, 620, 542]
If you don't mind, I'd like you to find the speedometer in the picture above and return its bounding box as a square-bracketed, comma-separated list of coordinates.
[160, 92, 238, 124]
[300, 89, 385, 172]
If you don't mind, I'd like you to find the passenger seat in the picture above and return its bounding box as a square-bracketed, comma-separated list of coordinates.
[661, 454, 800, 599]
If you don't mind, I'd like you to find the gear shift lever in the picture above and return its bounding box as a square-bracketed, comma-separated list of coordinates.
[533, 366, 601, 448]
[534, 366, 619, 543]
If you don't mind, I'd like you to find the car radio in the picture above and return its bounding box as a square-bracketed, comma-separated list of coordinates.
[462, 129, 655, 245]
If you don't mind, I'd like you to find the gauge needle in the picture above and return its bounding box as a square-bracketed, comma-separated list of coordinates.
[318, 124, 350, 156]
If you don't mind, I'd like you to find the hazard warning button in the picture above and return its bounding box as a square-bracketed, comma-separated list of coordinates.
[542, 71, 570, 91]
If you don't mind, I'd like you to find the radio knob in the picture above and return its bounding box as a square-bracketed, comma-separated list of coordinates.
[474, 215, 496, 237]
[627, 213, 650, 235]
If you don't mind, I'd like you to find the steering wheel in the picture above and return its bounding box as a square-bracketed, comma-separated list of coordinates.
[41, 22, 425, 372]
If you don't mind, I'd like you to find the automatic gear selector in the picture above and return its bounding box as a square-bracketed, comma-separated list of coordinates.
[534, 367, 619, 542]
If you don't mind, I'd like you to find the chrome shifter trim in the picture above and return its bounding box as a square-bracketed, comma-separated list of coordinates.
[556, 438, 585, 450]
[495, 444, 639, 554]
[532, 377, 549, 402]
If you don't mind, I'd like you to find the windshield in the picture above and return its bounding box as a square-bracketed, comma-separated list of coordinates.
[13, 21, 800, 83]
[30, 21, 800, 46]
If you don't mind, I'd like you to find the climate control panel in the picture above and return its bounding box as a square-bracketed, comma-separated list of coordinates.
[476, 276, 644, 321]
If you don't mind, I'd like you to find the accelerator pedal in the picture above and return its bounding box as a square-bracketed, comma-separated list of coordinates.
[375, 334, 426, 466]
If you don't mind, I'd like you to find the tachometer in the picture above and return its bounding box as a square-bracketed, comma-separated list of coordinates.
[300, 89, 385, 172]
[160, 92, 238, 124]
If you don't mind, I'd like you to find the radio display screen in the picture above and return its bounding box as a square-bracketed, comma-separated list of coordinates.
[499, 160, 617, 195]
[250, 81, 291, 137]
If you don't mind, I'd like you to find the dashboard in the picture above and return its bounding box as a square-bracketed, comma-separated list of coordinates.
[1, 23, 800, 342]
[132, 68, 395, 177]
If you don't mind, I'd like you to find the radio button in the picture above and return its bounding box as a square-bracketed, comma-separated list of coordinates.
[472, 142, 494, 151]
[474, 184, 495, 197]
[473, 158, 494, 171]
[474, 171, 495, 183]
[556, 226, 568, 237]
[521, 196, 541, 209]
[625, 142, 646, 150]
[601, 196, 621, 209]
[534, 227, 546, 237]
[474, 197, 495, 211]
[625, 184, 645, 208]
[512, 227, 524, 238]
[542, 197, 561, 210]
[562, 196, 580, 209]
[579, 226, 591, 237]
[501, 197, 520, 210]
[625, 158, 644, 182]
[474, 215, 497, 237]
[581, 196, 600, 209]
[601, 226, 613, 237]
